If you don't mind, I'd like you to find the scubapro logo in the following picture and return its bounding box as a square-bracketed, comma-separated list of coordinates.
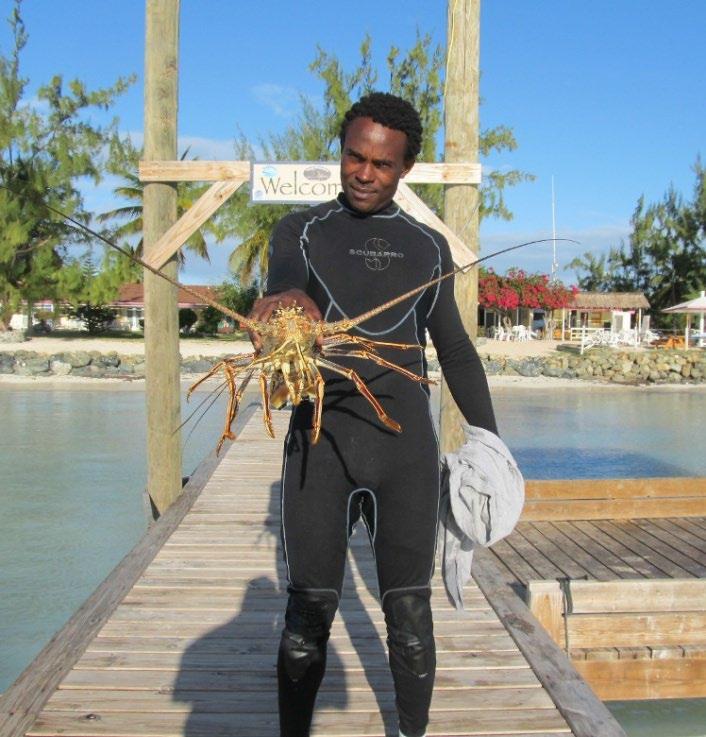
[348, 237, 403, 271]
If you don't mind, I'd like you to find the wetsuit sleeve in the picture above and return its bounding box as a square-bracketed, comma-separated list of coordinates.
[426, 237, 498, 436]
[264, 214, 308, 295]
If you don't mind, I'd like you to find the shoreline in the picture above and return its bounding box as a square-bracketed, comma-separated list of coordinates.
[2, 371, 705, 393]
[2, 335, 704, 391]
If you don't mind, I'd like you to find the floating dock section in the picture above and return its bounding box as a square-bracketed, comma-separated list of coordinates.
[492, 477, 706, 700]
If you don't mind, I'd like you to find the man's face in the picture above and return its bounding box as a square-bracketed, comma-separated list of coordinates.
[340, 116, 413, 213]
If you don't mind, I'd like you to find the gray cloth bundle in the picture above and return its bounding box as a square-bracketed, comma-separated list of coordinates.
[438, 425, 525, 609]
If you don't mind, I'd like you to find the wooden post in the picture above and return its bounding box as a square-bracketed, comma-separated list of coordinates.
[143, 0, 181, 514]
[526, 580, 566, 648]
[440, 0, 481, 453]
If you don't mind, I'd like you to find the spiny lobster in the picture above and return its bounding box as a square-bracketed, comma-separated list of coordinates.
[1, 184, 574, 452]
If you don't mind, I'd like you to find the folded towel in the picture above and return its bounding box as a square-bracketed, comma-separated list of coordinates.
[439, 425, 525, 609]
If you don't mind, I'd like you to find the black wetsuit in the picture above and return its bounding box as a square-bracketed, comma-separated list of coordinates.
[267, 193, 497, 737]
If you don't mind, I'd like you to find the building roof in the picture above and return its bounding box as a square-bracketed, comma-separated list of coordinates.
[571, 292, 650, 310]
[112, 283, 218, 308]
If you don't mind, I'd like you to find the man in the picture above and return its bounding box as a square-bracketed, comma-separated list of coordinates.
[249, 92, 497, 737]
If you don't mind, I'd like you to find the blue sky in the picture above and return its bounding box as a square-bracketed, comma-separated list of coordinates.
[4, 0, 705, 284]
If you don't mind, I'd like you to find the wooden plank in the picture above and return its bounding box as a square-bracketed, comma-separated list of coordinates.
[73, 649, 529, 672]
[592, 521, 696, 578]
[529, 521, 619, 580]
[575, 657, 706, 700]
[518, 524, 592, 580]
[631, 518, 706, 566]
[27, 708, 570, 737]
[86, 632, 518, 655]
[652, 518, 706, 554]
[0, 405, 258, 737]
[142, 178, 246, 270]
[41, 685, 554, 713]
[522, 497, 706, 521]
[98, 618, 509, 640]
[138, 160, 481, 184]
[487, 538, 544, 586]
[571, 521, 667, 579]
[108, 605, 500, 625]
[546, 521, 630, 580]
[471, 549, 627, 737]
[395, 181, 474, 266]
[525, 477, 706, 501]
[566, 579, 706, 614]
[568, 612, 706, 648]
[502, 528, 567, 580]
[672, 516, 706, 536]
[615, 520, 706, 577]
[59, 665, 540, 692]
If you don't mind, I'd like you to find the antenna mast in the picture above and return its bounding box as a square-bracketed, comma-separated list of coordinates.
[551, 175, 558, 281]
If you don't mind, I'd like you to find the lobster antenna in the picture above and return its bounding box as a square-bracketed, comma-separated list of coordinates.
[0, 184, 258, 330]
[338, 237, 579, 330]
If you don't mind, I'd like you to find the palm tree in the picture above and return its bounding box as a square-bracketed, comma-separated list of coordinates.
[99, 147, 217, 264]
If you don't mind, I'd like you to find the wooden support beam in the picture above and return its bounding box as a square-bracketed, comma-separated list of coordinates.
[568, 613, 706, 649]
[575, 657, 706, 701]
[143, 0, 181, 514]
[523, 497, 706, 521]
[563, 579, 706, 614]
[526, 580, 566, 648]
[138, 160, 481, 184]
[525, 477, 706, 501]
[395, 183, 475, 266]
[522, 477, 706, 520]
[142, 178, 246, 270]
[440, 0, 481, 454]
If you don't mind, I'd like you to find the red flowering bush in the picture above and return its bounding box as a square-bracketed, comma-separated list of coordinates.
[479, 267, 577, 320]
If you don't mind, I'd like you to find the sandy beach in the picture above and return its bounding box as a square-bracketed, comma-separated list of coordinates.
[0, 334, 565, 358]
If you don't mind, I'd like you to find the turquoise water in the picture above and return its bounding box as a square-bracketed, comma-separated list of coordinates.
[0, 383, 234, 694]
[1, 383, 705, 735]
[492, 386, 706, 478]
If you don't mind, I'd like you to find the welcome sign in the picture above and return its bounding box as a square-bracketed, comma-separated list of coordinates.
[250, 162, 342, 204]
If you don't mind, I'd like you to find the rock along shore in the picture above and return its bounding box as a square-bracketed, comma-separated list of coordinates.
[1, 346, 704, 385]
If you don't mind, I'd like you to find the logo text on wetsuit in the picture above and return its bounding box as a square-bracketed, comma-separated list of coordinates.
[349, 237, 404, 271]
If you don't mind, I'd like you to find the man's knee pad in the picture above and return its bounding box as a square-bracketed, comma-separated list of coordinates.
[382, 589, 435, 678]
[279, 589, 338, 682]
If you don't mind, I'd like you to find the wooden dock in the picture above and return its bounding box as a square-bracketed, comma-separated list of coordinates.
[0, 407, 625, 737]
[491, 478, 706, 701]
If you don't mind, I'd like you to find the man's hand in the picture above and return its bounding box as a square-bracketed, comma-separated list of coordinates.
[247, 289, 323, 351]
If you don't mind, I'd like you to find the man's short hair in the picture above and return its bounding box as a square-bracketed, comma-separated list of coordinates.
[339, 92, 423, 162]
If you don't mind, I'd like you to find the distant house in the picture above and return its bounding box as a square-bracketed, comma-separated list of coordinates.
[109, 283, 219, 331]
[5, 283, 219, 333]
[568, 292, 650, 332]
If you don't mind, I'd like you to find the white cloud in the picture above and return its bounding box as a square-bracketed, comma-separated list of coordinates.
[251, 83, 300, 119]
[117, 130, 237, 160]
[178, 134, 236, 160]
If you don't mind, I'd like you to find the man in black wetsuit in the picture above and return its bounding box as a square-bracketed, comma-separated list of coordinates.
[249, 92, 497, 737]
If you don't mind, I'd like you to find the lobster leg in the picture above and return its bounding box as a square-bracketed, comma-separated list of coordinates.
[314, 357, 402, 433]
[216, 362, 239, 454]
[188, 353, 257, 398]
[322, 333, 420, 351]
[260, 371, 275, 438]
[217, 367, 256, 452]
[310, 365, 326, 445]
[323, 348, 435, 385]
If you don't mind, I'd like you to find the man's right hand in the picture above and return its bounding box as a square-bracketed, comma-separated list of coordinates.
[247, 289, 323, 351]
